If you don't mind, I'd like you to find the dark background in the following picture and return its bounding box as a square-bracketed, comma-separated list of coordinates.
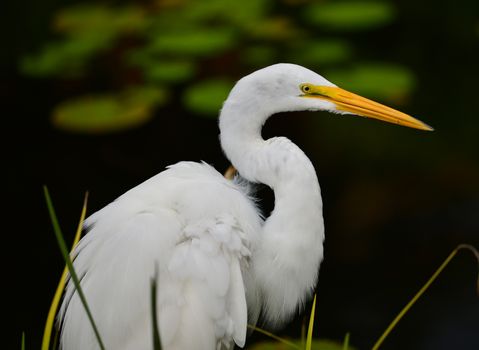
[3, 0, 479, 349]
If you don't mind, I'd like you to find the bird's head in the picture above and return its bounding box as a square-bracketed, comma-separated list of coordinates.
[223, 63, 432, 131]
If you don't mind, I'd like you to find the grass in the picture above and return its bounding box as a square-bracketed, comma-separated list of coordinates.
[150, 267, 162, 350]
[38, 187, 479, 350]
[343, 333, 350, 350]
[305, 294, 317, 350]
[41, 191, 87, 350]
[42, 187, 105, 350]
[371, 244, 479, 349]
[21, 332, 25, 350]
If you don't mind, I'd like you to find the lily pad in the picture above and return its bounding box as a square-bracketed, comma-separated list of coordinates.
[305, 2, 395, 31]
[242, 46, 278, 66]
[173, 0, 269, 26]
[148, 29, 236, 56]
[52, 86, 168, 134]
[246, 17, 302, 40]
[144, 61, 196, 83]
[21, 5, 146, 77]
[20, 33, 114, 77]
[54, 4, 145, 35]
[183, 79, 233, 116]
[325, 63, 415, 102]
[288, 39, 353, 66]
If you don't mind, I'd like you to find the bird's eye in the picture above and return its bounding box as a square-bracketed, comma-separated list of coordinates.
[300, 84, 312, 94]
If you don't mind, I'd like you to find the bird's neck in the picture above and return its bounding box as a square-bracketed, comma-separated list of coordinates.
[224, 132, 324, 229]
[220, 106, 325, 325]
[219, 103, 321, 197]
[219, 102, 323, 222]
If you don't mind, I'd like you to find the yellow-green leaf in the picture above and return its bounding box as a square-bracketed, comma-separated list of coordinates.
[145, 61, 196, 83]
[183, 79, 233, 116]
[54, 4, 145, 35]
[148, 29, 235, 56]
[242, 46, 278, 66]
[306, 294, 317, 350]
[41, 193, 88, 350]
[248, 339, 357, 350]
[288, 39, 352, 66]
[305, 2, 395, 31]
[325, 63, 415, 102]
[52, 87, 168, 134]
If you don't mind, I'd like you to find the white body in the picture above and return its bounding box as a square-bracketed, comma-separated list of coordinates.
[60, 64, 332, 349]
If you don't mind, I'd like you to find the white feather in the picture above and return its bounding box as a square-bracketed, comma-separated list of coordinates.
[59, 64, 333, 349]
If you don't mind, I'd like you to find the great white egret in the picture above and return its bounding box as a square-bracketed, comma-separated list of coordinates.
[58, 63, 432, 350]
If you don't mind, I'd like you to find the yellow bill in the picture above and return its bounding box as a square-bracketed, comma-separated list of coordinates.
[300, 84, 433, 131]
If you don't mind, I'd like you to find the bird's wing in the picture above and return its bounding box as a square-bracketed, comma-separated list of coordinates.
[58, 162, 260, 350]
[162, 213, 251, 349]
[59, 208, 182, 350]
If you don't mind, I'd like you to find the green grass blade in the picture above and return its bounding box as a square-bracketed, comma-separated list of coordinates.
[21, 332, 25, 350]
[301, 316, 306, 348]
[247, 325, 301, 349]
[150, 268, 162, 350]
[43, 186, 105, 350]
[372, 244, 479, 350]
[305, 294, 317, 350]
[52, 329, 60, 350]
[343, 332, 350, 350]
[42, 192, 88, 350]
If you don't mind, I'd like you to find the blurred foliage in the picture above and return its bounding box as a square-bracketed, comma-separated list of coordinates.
[304, 2, 394, 31]
[326, 63, 415, 101]
[249, 339, 356, 350]
[21, 0, 415, 133]
[183, 79, 234, 115]
[21, 5, 146, 78]
[52, 86, 168, 133]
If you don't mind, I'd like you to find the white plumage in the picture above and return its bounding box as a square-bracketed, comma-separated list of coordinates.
[59, 64, 431, 350]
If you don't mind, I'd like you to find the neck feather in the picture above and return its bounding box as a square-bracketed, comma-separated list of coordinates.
[219, 104, 324, 244]
[220, 106, 325, 326]
[220, 102, 319, 191]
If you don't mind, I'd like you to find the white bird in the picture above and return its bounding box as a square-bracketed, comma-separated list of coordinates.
[58, 63, 432, 350]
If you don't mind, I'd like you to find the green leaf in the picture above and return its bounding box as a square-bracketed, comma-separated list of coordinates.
[325, 63, 415, 102]
[247, 341, 298, 350]
[306, 295, 317, 350]
[52, 86, 168, 133]
[21, 4, 146, 77]
[43, 187, 105, 350]
[21, 332, 25, 350]
[245, 17, 302, 40]
[248, 339, 357, 350]
[183, 79, 233, 116]
[220, 0, 270, 25]
[54, 4, 145, 36]
[288, 39, 353, 66]
[20, 32, 116, 77]
[247, 325, 301, 349]
[242, 46, 278, 66]
[305, 2, 395, 31]
[342, 333, 350, 350]
[166, 0, 269, 27]
[42, 193, 89, 350]
[310, 339, 357, 350]
[148, 29, 235, 56]
[20, 44, 67, 77]
[144, 61, 196, 83]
